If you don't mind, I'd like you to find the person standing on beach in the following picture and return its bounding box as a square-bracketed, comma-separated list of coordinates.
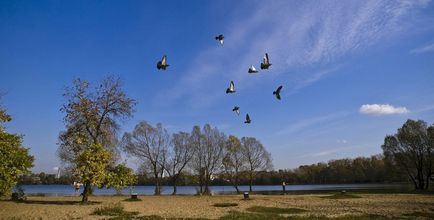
[73, 182, 82, 193]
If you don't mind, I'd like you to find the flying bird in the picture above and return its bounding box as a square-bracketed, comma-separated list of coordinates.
[157, 55, 169, 70]
[260, 53, 272, 70]
[226, 81, 235, 94]
[215, 34, 224, 45]
[232, 106, 240, 115]
[244, 114, 251, 124]
[248, 65, 258, 73]
[273, 86, 283, 100]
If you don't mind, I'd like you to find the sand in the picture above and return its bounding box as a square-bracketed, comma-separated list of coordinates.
[1, 193, 433, 219]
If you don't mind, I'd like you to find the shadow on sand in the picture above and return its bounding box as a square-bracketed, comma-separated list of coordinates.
[11, 200, 100, 205]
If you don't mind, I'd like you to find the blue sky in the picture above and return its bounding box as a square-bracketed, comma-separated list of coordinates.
[1, 0, 434, 173]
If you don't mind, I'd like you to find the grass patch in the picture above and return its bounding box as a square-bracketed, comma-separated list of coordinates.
[92, 203, 125, 216]
[213, 202, 238, 207]
[12, 199, 100, 205]
[403, 211, 434, 218]
[114, 215, 207, 220]
[220, 211, 281, 220]
[89, 210, 393, 220]
[330, 215, 391, 220]
[320, 193, 362, 199]
[220, 211, 390, 220]
[124, 197, 142, 202]
[92, 202, 139, 218]
[141, 217, 207, 220]
[246, 206, 307, 214]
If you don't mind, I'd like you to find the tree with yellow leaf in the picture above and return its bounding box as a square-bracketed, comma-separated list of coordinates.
[58, 76, 136, 202]
[0, 101, 34, 197]
[74, 143, 112, 202]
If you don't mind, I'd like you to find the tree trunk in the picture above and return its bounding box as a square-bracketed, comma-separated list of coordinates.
[416, 169, 425, 190]
[155, 178, 161, 195]
[411, 178, 418, 190]
[204, 174, 211, 195]
[234, 185, 240, 194]
[418, 178, 425, 190]
[230, 175, 240, 194]
[172, 185, 177, 195]
[234, 174, 240, 194]
[81, 181, 91, 203]
[199, 175, 203, 194]
[249, 173, 253, 192]
[172, 175, 178, 195]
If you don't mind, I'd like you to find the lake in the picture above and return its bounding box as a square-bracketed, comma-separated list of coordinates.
[18, 184, 406, 196]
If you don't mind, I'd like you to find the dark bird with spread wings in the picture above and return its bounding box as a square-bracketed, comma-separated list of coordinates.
[157, 55, 169, 70]
[232, 106, 240, 115]
[215, 34, 224, 45]
[273, 85, 283, 100]
[226, 81, 235, 94]
[244, 114, 251, 124]
[260, 53, 271, 70]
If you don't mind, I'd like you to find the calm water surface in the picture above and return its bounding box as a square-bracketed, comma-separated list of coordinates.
[19, 184, 405, 196]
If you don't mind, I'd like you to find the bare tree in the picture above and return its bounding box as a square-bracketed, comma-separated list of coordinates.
[190, 125, 205, 194]
[202, 124, 226, 194]
[222, 135, 245, 193]
[241, 137, 272, 192]
[122, 121, 169, 195]
[58, 76, 136, 202]
[166, 131, 195, 195]
[190, 124, 225, 195]
[382, 119, 433, 190]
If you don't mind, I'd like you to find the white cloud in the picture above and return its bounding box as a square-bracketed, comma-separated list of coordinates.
[299, 142, 377, 158]
[337, 139, 348, 144]
[309, 149, 342, 157]
[411, 104, 434, 113]
[410, 42, 434, 53]
[271, 111, 349, 137]
[359, 104, 410, 115]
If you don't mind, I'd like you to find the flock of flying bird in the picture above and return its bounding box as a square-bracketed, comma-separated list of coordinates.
[156, 34, 283, 124]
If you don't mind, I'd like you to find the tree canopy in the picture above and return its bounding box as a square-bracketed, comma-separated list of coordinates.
[382, 119, 434, 190]
[74, 143, 112, 191]
[106, 164, 137, 194]
[58, 76, 136, 202]
[0, 103, 34, 197]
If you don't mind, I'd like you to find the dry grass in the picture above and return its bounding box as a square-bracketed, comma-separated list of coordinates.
[0, 193, 433, 219]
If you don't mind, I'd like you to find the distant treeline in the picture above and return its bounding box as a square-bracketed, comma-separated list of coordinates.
[20, 154, 406, 186]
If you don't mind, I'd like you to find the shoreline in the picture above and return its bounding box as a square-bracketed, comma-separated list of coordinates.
[15, 183, 414, 197]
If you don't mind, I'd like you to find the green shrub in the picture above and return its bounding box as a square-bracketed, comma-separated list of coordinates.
[93, 203, 127, 216]
[11, 186, 26, 202]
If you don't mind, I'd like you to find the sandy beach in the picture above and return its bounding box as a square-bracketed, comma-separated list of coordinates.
[1, 193, 433, 219]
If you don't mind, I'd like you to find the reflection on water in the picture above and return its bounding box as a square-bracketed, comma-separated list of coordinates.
[19, 184, 406, 196]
